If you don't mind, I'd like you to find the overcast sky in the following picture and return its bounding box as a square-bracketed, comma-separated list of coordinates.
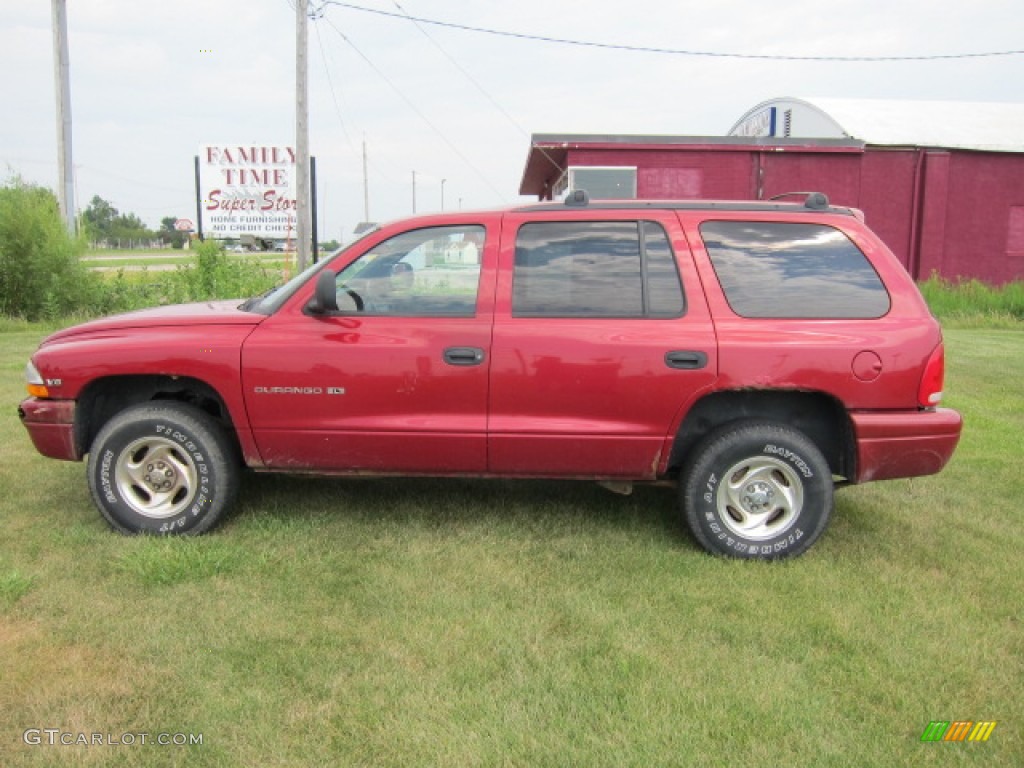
[3, 0, 1022, 241]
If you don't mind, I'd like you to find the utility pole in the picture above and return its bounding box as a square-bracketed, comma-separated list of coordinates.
[295, 0, 311, 270]
[412, 170, 417, 214]
[51, 0, 75, 234]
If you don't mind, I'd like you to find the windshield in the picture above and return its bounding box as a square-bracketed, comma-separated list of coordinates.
[240, 258, 327, 315]
[239, 227, 380, 314]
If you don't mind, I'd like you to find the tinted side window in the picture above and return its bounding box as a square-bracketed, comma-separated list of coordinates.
[700, 221, 890, 319]
[644, 222, 686, 318]
[513, 221, 684, 318]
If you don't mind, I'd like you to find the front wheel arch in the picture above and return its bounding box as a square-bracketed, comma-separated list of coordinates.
[75, 374, 237, 459]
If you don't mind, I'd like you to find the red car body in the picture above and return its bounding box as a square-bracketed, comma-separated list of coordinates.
[19, 196, 962, 555]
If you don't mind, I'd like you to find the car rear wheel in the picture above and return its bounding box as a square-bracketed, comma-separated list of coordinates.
[681, 421, 833, 559]
[86, 403, 239, 535]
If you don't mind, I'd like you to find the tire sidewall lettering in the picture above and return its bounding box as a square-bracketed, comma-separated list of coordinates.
[702, 472, 718, 504]
[762, 443, 813, 478]
[99, 449, 118, 505]
[88, 405, 235, 536]
[684, 423, 832, 559]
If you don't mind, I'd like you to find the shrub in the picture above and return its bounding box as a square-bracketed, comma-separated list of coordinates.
[164, 240, 278, 303]
[0, 177, 98, 320]
[1, 177, 281, 321]
[919, 274, 1024, 327]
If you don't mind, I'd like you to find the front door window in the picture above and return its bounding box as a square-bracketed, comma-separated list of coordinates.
[333, 225, 485, 317]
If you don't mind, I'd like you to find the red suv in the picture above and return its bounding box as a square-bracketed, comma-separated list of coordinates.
[20, 192, 962, 558]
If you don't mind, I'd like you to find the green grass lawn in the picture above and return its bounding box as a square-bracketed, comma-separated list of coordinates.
[1, 327, 1021, 767]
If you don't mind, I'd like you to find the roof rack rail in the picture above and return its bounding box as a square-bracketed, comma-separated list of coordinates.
[768, 191, 830, 210]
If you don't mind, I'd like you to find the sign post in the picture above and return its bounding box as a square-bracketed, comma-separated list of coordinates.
[194, 155, 203, 240]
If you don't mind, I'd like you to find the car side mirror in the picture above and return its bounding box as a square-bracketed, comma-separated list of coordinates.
[310, 271, 338, 314]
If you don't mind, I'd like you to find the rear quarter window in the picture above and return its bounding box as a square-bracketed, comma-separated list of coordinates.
[699, 221, 890, 319]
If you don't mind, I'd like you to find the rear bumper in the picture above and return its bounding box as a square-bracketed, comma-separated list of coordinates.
[18, 398, 81, 461]
[849, 407, 962, 483]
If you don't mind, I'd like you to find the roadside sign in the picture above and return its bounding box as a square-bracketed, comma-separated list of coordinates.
[174, 218, 194, 231]
[197, 144, 297, 238]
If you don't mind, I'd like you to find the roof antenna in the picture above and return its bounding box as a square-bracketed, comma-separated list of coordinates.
[804, 192, 829, 210]
[769, 191, 830, 209]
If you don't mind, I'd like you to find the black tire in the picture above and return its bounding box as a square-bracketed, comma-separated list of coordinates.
[86, 403, 239, 535]
[681, 421, 833, 559]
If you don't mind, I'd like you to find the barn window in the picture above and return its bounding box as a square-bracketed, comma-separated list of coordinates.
[554, 167, 638, 200]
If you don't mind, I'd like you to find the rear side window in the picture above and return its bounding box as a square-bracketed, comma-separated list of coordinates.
[700, 221, 890, 319]
[513, 221, 684, 318]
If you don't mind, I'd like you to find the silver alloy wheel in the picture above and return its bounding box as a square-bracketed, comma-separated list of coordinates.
[716, 456, 804, 541]
[113, 436, 198, 519]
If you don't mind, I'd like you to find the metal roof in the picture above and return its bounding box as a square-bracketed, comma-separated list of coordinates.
[734, 97, 1024, 153]
[520, 99, 1024, 197]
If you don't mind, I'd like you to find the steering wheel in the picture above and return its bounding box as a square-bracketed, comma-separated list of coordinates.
[339, 283, 364, 312]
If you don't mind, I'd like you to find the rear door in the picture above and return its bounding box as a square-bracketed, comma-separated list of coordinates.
[487, 210, 718, 479]
[242, 221, 496, 473]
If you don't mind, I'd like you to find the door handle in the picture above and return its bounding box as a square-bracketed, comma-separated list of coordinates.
[443, 347, 486, 366]
[665, 351, 708, 370]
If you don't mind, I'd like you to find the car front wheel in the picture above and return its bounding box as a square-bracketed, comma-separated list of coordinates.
[86, 403, 239, 535]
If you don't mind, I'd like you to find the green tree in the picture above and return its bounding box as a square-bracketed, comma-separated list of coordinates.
[81, 194, 118, 241]
[158, 216, 186, 249]
[108, 211, 152, 244]
[82, 195, 154, 246]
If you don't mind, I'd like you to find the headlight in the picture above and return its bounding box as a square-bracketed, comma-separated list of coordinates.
[25, 361, 48, 398]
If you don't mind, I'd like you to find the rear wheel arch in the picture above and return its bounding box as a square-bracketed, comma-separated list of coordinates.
[667, 389, 854, 480]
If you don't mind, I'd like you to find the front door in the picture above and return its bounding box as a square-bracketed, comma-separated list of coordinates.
[242, 223, 495, 473]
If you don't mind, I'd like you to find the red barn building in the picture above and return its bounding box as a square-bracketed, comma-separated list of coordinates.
[519, 98, 1024, 284]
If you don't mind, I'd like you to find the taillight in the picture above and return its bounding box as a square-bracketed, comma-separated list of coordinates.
[918, 344, 945, 408]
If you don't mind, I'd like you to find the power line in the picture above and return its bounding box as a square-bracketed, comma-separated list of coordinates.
[75, 164, 190, 196]
[318, 13, 509, 202]
[312, 19, 402, 185]
[312, 21, 358, 151]
[317, 1, 1024, 62]
[387, 1, 563, 178]
[390, 1, 527, 136]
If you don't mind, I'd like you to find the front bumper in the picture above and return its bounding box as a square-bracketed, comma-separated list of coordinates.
[849, 407, 963, 483]
[18, 398, 81, 462]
